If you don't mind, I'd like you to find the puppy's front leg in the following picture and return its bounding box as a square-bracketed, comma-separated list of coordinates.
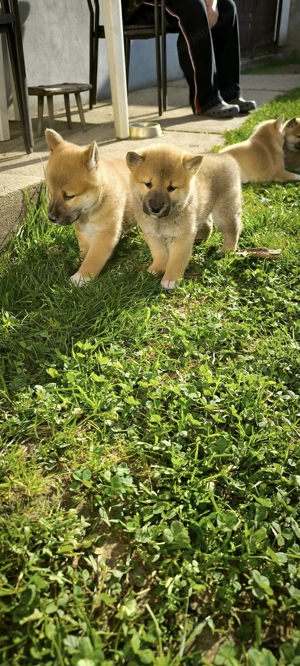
[70, 231, 119, 285]
[76, 229, 90, 260]
[161, 237, 194, 290]
[143, 232, 169, 274]
[213, 211, 242, 252]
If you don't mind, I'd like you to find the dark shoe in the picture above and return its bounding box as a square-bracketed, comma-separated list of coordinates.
[200, 101, 240, 118]
[227, 97, 256, 114]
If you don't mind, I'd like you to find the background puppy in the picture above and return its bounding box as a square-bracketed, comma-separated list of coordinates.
[283, 117, 300, 174]
[126, 143, 242, 290]
[45, 129, 134, 285]
[220, 117, 300, 183]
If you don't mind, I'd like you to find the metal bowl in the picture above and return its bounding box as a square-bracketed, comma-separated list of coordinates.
[129, 121, 163, 139]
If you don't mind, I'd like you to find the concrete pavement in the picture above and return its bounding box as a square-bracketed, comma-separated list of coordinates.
[0, 70, 300, 247]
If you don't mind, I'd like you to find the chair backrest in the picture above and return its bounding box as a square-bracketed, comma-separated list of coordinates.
[0, 0, 14, 29]
[88, 0, 171, 34]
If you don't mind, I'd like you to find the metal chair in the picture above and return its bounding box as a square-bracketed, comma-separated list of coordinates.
[87, 0, 168, 116]
[0, 0, 33, 153]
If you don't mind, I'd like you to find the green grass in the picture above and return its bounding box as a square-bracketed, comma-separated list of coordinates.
[0, 92, 300, 666]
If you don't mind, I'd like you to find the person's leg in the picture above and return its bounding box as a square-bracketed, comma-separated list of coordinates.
[168, 0, 221, 113]
[212, 0, 256, 112]
[164, 0, 221, 113]
[211, 0, 240, 101]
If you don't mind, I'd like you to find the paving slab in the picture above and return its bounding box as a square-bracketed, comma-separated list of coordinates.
[0, 72, 299, 247]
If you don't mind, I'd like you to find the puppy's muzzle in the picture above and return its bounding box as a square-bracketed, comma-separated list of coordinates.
[48, 202, 81, 226]
[143, 190, 171, 218]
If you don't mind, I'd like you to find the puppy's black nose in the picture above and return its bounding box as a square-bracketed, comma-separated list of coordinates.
[149, 202, 163, 214]
[48, 213, 57, 223]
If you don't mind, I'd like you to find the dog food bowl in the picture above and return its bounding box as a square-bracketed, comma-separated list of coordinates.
[129, 121, 163, 139]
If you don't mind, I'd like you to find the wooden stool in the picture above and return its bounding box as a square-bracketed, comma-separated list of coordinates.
[28, 82, 92, 137]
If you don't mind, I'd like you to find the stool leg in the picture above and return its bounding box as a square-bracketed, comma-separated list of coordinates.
[37, 96, 44, 137]
[47, 96, 55, 129]
[75, 92, 86, 131]
[64, 93, 72, 129]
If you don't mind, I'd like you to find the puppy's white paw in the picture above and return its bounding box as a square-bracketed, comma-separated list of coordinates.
[70, 271, 91, 286]
[160, 278, 177, 290]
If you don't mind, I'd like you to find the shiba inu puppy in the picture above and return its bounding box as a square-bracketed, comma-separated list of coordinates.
[220, 117, 300, 183]
[126, 143, 242, 290]
[283, 117, 300, 174]
[45, 129, 134, 285]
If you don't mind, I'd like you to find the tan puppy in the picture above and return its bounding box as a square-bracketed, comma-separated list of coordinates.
[283, 117, 300, 174]
[45, 129, 134, 285]
[220, 117, 300, 183]
[126, 143, 242, 290]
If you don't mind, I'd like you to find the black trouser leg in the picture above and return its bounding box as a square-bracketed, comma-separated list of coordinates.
[165, 0, 221, 113]
[211, 0, 241, 102]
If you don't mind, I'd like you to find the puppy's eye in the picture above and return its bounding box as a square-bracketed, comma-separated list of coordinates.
[144, 182, 152, 189]
[63, 192, 75, 201]
[167, 184, 176, 193]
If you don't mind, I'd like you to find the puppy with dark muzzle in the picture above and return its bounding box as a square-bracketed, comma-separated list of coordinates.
[126, 143, 242, 290]
[45, 129, 134, 285]
[283, 117, 300, 174]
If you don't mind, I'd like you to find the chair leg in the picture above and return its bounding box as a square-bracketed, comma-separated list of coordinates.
[161, 0, 167, 111]
[5, 3, 34, 153]
[91, 35, 99, 105]
[12, 0, 34, 153]
[154, 0, 162, 116]
[87, 0, 95, 108]
[124, 37, 130, 85]
[92, 0, 100, 105]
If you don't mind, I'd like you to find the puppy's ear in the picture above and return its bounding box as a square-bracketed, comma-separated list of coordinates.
[45, 128, 64, 150]
[84, 141, 99, 171]
[126, 151, 145, 170]
[275, 116, 284, 131]
[284, 117, 297, 129]
[183, 154, 203, 175]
